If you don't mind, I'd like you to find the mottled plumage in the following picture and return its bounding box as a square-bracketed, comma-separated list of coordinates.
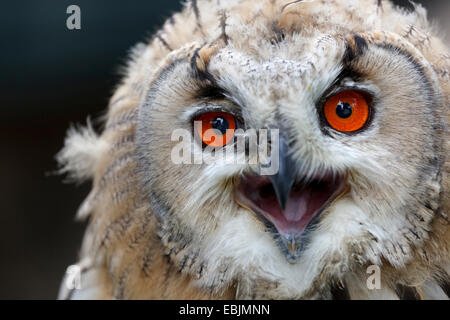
[58, 0, 449, 299]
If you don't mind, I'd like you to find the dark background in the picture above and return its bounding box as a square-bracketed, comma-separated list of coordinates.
[0, 0, 448, 299]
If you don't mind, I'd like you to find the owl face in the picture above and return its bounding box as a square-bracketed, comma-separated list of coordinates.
[54, 0, 450, 300]
[136, 17, 445, 297]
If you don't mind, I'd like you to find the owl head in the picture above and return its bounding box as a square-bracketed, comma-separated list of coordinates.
[59, 0, 449, 299]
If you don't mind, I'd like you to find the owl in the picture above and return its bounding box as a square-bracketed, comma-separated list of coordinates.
[57, 0, 450, 300]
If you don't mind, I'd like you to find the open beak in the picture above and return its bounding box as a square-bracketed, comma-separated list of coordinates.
[235, 137, 347, 263]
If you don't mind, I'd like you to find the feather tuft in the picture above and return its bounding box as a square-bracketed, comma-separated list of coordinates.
[57, 120, 107, 183]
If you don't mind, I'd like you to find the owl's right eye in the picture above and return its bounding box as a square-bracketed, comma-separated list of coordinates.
[194, 112, 236, 147]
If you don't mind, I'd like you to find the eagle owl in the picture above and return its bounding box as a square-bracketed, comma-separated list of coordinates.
[58, 0, 450, 300]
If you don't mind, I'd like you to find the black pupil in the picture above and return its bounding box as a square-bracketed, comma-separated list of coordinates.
[336, 102, 352, 119]
[211, 117, 229, 135]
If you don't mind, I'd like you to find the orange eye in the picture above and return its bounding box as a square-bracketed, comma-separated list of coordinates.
[194, 112, 236, 147]
[323, 90, 370, 132]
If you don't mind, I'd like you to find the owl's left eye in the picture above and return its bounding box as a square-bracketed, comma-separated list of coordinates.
[194, 112, 236, 147]
[323, 90, 370, 133]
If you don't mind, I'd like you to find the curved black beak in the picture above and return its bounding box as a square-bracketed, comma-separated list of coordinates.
[268, 136, 296, 210]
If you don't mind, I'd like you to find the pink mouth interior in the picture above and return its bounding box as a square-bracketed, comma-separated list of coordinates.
[236, 173, 346, 235]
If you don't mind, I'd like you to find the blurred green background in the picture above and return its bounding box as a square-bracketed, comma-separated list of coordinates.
[0, 0, 448, 299]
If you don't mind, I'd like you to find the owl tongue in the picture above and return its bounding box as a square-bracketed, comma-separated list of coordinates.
[236, 173, 346, 235]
